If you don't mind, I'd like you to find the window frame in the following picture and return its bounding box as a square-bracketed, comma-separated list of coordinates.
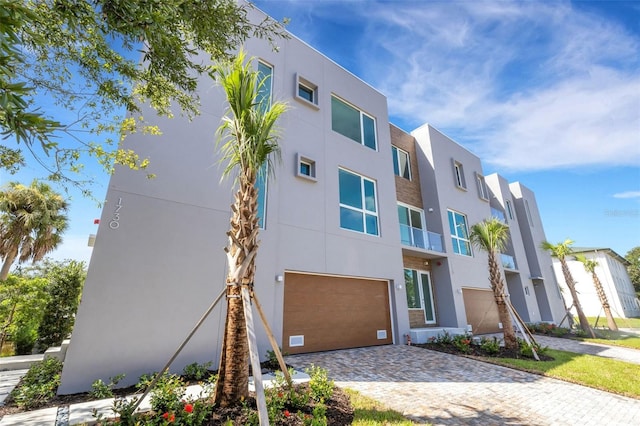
[296, 153, 317, 182]
[475, 173, 489, 201]
[404, 269, 436, 324]
[447, 209, 472, 256]
[338, 168, 379, 236]
[392, 146, 411, 180]
[294, 73, 319, 109]
[331, 95, 377, 150]
[453, 160, 467, 190]
[397, 203, 426, 247]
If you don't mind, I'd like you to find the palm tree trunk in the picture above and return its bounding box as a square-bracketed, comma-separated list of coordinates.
[561, 259, 595, 338]
[0, 248, 17, 281]
[489, 252, 518, 350]
[213, 178, 260, 407]
[592, 272, 618, 331]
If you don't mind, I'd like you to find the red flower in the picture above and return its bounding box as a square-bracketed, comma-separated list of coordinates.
[184, 403, 194, 413]
[162, 413, 169, 419]
[284, 410, 291, 417]
[162, 412, 175, 422]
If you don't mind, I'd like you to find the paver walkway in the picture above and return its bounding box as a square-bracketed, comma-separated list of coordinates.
[286, 345, 640, 425]
[534, 334, 640, 364]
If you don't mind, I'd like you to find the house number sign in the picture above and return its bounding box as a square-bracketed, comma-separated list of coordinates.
[109, 197, 123, 229]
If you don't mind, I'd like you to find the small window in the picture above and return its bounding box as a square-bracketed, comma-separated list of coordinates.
[338, 168, 379, 236]
[331, 95, 377, 150]
[476, 173, 489, 200]
[295, 74, 319, 109]
[296, 153, 317, 181]
[453, 160, 466, 189]
[392, 146, 411, 180]
[524, 286, 530, 296]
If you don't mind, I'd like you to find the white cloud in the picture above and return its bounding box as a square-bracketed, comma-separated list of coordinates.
[613, 191, 640, 199]
[337, 1, 640, 172]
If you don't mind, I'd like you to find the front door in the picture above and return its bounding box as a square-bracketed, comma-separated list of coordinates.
[405, 269, 436, 324]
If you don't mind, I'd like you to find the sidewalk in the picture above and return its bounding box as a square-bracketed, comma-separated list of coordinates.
[534, 334, 640, 364]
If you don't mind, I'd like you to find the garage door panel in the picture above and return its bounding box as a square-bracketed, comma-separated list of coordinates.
[283, 273, 392, 354]
[462, 288, 502, 334]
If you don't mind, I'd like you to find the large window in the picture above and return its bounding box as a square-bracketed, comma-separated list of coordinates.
[255, 62, 273, 228]
[448, 210, 471, 256]
[339, 168, 379, 236]
[331, 96, 377, 150]
[405, 269, 435, 323]
[392, 146, 411, 180]
[398, 204, 425, 248]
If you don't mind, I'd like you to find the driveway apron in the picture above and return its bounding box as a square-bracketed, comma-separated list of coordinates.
[286, 345, 640, 425]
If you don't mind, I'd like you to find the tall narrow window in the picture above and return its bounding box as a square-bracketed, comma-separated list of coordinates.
[338, 168, 379, 236]
[505, 200, 514, 221]
[448, 210, 471, 256]
[331, 95, 377, 150]
[476, 173, 489, 200]
[453, 160, 466, 189]
[392, 146, 411, 180]
[255, 62, 273, 228]
[524, 199, 534, 226]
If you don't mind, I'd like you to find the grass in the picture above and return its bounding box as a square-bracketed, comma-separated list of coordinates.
[483, 349, 640, 399]
[588, 316, 640, 329]
[346, 388, 420, 425]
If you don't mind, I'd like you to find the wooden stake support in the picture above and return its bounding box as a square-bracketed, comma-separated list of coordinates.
[506, 299, 540, 361]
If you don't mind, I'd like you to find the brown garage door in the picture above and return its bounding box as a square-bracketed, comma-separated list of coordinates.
[283, 273, 393, 354]
[462, 288, 502, 334]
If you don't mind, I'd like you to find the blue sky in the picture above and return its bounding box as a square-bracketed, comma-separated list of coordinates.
[2, 0, 639, 265]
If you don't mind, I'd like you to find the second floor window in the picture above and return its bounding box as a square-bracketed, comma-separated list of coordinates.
[398, 204, 425, 247]
[448, 210, 471, 256]
[339, 168, 379, 236]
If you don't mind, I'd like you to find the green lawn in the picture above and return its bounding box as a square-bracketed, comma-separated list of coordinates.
[588, 316, 640, 329]
[346, 388, 420, 425]
[484, 349, 640, 399]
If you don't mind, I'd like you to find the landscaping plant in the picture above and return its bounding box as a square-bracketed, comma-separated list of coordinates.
[9, 357, 62, 409]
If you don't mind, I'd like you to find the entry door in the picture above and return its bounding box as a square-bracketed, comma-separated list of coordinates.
[419, 272, 436, 324]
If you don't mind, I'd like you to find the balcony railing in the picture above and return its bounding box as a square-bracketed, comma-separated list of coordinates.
[501, 253, 517, 270]
[491, 207, 506, 222]
[399, 224, 444, 253]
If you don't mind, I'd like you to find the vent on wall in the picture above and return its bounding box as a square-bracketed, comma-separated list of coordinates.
[376, 330, 387, 340]
[289, 335, 304, 347]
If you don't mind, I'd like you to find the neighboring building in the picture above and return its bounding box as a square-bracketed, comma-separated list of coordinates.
[551, 248, 640, 320]
[59, 6, 563, 393]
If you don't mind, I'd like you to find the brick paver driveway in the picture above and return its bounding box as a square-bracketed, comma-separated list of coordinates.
[286, 345, 640, 425]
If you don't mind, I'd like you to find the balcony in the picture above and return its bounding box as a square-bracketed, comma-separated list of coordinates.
[399, 224, 444, 253]
[501, 253, 517, 270]
[491, 207, 506, 222]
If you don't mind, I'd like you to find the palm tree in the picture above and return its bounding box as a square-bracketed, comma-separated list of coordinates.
[575, 254, 618, 331]
[469, 218, 518, 351]
[0, 180, 69, 280]
[541, 240, 595, 338]
[211, 50, 287, 406]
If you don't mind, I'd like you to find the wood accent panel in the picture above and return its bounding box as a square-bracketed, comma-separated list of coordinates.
[282, 273, 392, 354]
[403, 255, 432, 272]
[462, 288, 501, 334]
[409, 309, 429, 328]
[391, 125, 423, 208]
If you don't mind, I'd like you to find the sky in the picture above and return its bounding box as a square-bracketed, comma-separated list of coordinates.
[2, 0, 639, 266]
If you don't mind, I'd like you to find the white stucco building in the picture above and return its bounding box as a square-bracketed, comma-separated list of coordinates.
[552, 247, 640, 320]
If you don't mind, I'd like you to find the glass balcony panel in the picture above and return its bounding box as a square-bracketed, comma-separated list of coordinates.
[399, 224, 444, 253]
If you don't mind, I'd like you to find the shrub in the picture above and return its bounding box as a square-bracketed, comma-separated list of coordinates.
[434, 331, 453, 344]
[307, 365, 334, 402]
[90, 373, 125, 399]
[10, 357, 62, 409]
[452, 334, 472, 354]
[182, 361, 213, 382]
[479, 336, 501, 355]
[518, 338, 548, 358]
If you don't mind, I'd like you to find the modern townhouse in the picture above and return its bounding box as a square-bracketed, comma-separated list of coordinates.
[59, 6, 564, 393]
[551, 247, 640, 320]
